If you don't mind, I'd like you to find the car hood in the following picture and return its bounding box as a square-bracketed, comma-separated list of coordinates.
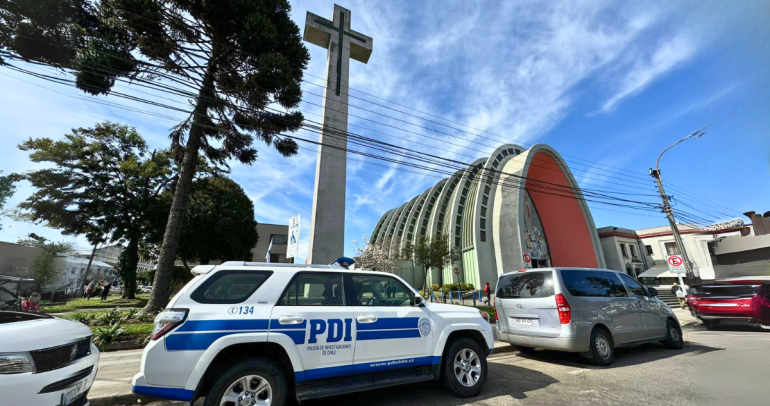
[0, 316, 92, 352]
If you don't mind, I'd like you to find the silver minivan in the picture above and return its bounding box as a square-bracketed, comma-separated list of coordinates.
[495, 267, 683, 365]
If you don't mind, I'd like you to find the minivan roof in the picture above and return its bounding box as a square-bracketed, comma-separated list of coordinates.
[499, 267, 625, 277]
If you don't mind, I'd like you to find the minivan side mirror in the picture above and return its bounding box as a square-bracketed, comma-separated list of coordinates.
[647, 287, 658, 297]
[413, 295, 424, 306]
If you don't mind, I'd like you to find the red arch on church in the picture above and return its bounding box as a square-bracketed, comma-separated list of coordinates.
[525, 151, 598, 268]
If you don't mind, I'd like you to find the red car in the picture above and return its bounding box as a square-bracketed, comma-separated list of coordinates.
[687, 277, 770, 330]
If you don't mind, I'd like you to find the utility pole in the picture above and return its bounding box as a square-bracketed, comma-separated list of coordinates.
[650, 129, 708, 282]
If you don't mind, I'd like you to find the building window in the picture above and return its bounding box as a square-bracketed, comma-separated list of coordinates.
[665, 242, 680, 255]
[271, 234, 288, 245]
[629, 244, 638, 259]
[620, 244, 629, 258]
[480, 230, 486, 242]
[645, 245, 653, 255]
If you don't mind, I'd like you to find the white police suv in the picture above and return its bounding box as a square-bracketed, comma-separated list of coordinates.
[132, 262, 494, 405]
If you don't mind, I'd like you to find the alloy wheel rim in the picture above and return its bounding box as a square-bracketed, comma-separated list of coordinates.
[670, 326, 681, 343]
[454, 348, 482, 387]
[220, 374, 272, 406]
[595, 335, 611, 359]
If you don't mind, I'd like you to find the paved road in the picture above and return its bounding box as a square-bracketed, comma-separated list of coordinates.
[138, 323, 769, 406]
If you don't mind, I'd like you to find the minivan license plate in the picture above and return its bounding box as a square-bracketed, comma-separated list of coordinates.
[515, 318, 532, 326]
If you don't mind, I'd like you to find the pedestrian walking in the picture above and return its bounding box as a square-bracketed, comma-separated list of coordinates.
[84, 282, 94, 301]
[484, 282, 491, 306]
[672, 283, 687, 308]
[100, 283, 111, 300]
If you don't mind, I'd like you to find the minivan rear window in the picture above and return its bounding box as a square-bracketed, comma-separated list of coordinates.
[191, 270, 272, 304]
[691, 284, 760, 298]
[496, 271, 554, 298]
[560, 270, 629, 298]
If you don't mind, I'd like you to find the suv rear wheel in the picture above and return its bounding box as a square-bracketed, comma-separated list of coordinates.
[588, 327, 614, 366]
[204, 358, 286, 406]
[441, 338, 487, 398]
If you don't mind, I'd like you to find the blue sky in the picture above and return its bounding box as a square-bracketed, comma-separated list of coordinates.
[1, 0, 768, 263]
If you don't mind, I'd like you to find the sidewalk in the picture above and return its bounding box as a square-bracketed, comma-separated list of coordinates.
[90, 349, 153, 406]
[671, 305, 701, 328]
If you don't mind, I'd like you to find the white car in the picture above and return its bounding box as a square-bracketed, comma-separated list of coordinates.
[132, 261, 494, 405]
[140, 286, 153, 294]
[0, 311, 99, 406]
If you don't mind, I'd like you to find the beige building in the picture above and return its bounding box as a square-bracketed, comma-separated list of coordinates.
[0, 241, 42, 277]
[250, 223, 291, 263]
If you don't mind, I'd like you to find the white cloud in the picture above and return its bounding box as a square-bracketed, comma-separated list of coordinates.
[598, 34, 696, 113]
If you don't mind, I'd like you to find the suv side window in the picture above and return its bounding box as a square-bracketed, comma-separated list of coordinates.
[590, 271, 629, 298]
[279, 273, 345, 306]
[619, 273, 648, 297]
[191, 271, 272, 304]
[351, 275, 413, 306]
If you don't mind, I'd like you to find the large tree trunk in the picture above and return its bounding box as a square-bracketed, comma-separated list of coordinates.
[77, 244, 98, 297]
[143, 64, 215, 313]
[119, 236, 139, 299]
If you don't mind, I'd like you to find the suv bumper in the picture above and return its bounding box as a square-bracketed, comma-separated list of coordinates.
[132, 373, 195, 402]
[0, 344, 99, 406]
[498, 331, 589, 352]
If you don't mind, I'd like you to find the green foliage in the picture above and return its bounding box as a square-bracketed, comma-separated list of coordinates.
[0, 170, 16, 230]
[440, 283, 475, 294]
[172, 176, 258, 265]
[122, 307, 138, 321]
[402, 234, 461, 294]
[430, 284, 441, 292]
[70, 312, 94, 325]
[13, 122, 176, 299]
[97, 307, 123, 325]
[1, 0, 310, 313]
[93, 323, 125, 347]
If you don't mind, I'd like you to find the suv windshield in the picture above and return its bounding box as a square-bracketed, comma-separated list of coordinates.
[691, 284, 760, 298]
[496, 271, 554, 298]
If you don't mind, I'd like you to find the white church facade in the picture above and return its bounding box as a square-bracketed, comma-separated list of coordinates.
[369, 144, 606, 290]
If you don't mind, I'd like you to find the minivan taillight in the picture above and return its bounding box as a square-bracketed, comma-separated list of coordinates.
[555, 294, 571, 324]
[151, 308, 189, 340]
[494, 297, 498, 321]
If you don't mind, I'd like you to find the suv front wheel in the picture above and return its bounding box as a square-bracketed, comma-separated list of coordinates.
[442, 338, 488, 398]
[204, 358, 286, 406]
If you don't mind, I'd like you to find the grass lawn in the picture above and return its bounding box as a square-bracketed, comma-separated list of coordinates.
[42, 294, 150, 313]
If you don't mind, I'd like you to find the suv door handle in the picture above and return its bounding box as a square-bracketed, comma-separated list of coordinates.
[357, 315, 377, 323]
[278, 315, 304, 324]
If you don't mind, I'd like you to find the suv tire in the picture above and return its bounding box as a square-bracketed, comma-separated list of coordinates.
[204, 358, 287, 406]
[662, 319, 684, 349]
[442, 338, 487, 398]
[588, 327, 614, 366]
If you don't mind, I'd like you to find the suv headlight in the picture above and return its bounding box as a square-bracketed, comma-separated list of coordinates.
[0, 352, 35, 374]
[479, 311, 490, 323]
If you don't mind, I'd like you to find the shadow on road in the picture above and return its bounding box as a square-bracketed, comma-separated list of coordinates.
[512, 340, 723, 369]
[299, 361, 559, 405]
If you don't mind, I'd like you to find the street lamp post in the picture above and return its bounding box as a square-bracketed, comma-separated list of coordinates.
[649, 129, 707, 283]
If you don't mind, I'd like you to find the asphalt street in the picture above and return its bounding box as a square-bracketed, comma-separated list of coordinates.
[140, 323, 769, 406]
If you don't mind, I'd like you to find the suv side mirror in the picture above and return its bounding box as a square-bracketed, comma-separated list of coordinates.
[413, 295, 424, 306]
[647, 287, 658, 297]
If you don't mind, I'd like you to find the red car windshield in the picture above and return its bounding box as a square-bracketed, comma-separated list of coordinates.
[691, 284, 760, 299]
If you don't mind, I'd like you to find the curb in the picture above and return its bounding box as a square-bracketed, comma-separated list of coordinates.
[89, 393, 155, 406]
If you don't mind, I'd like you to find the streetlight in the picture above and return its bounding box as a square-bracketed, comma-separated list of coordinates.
[649, 128, 708, 283]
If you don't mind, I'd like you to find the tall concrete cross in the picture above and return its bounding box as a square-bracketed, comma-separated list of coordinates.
[304, 4, 373, 264]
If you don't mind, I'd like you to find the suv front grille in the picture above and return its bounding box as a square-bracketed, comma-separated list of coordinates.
[29, 337, 92, 373]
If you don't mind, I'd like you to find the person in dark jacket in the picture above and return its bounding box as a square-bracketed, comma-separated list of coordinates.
[100, 283, 111, 300]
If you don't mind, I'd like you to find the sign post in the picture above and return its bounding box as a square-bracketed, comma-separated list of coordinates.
[666, 255, 687, 291]
[287, 215, 300, 261]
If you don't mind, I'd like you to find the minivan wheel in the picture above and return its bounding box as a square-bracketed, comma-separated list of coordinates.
[663, 320, 684, 349]
[204, 358, 286, 406]
[588, 328, 614, 366]
[442, 338, 487, 398]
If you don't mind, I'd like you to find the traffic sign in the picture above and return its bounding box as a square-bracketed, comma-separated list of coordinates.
[453, 267, 460, 275]
[522, 252, 532, 265]
[666, 255, 686, 274]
